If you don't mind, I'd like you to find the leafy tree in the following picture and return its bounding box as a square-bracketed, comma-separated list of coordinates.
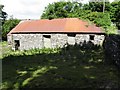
[2, 17, 20, 40]
[0, 5, 7, 24]
[113, 1, 120, 29]
[41, 1, 83, 19]
[0, 5, 7, 41]
[83, 1, 119, 30]
[110, 1, 119, 22]
[91, 12, 111, 28]
[115, 8, 120, 29]
[83, 1, 111, 12]
[41, 1, 117, 34]
[41, 1, 111, 26]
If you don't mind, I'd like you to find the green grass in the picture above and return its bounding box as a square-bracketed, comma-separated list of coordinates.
[0, 42, 60, 59]
[1, 42, 120, 89]
[0, 41, 12, 59]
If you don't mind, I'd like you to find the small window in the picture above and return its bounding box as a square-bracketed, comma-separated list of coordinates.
[67, 33, 76, 37]
[90, 35, 94, 40]
[14, 40, 20, 50]
[43, 35, 51, 38]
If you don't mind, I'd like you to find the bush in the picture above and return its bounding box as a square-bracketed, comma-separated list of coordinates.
[105, 24, 118, 34]
[103, 34, 120, 68]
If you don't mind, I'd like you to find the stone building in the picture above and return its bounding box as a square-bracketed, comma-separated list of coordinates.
[7, 18, 105, 50]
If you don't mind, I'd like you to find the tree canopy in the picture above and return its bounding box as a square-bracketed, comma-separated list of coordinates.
[0, 5, 20, 41]
[114, 1, 120, 29]
[0, 5, 7, 24]
[2, 17, 20, 40]
[41, 1, 120, 33]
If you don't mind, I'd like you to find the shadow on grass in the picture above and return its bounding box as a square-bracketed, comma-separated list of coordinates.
[2, 41, 120, 89]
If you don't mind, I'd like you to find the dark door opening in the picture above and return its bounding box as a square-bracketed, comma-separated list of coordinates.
[14, 40, 20, 50]
[90, 35, 95, 40]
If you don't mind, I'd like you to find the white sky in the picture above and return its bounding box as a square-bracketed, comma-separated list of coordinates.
[0, 0, 114, 19]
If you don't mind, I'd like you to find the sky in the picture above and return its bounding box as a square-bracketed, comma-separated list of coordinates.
[1, 0, 114, 19]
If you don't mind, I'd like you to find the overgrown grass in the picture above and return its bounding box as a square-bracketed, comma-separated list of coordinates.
[0, 41, 12, 59]
[1, 42, 120, 89]
[0, 42, 61, 59]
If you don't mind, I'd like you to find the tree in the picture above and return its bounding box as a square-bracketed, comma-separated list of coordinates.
[2, 18, 20, 40]
[41, 1, 111, 26]
[41, 1, 117, 34]
[41, 1, 83, 19]
[112, 1, 120, 29]
[0, 5, 7, 24]
[83, 1, 119, 29]
[115, 6, 120, 29]
[83, 1, 111, 12]
[110, 1, 118, 22]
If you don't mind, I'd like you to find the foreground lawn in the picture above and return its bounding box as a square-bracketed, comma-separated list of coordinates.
[1, 42, 120, 89]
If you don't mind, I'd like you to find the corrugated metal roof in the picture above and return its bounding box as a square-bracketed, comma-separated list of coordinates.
[8, 18, 104, 34]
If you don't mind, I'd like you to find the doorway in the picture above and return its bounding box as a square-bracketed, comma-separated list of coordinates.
[43, 35, 51, 48]
[67, 33, 76, 45]
[14, 40, 20, 50]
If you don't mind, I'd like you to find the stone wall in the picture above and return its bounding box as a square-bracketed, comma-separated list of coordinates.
[8, 33, 105, 50]
[11, 34, 43, 50]
[75, 34, 104, 45]
[75, 34, 89, 45]
[51, 34, 68, 48]
[7, 35, 12, 44]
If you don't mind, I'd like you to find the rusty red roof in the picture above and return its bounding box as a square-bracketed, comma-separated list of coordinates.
[8, 18, 104, 34]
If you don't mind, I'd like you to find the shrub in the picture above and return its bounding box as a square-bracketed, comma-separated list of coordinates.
[103, 34, 120, 68]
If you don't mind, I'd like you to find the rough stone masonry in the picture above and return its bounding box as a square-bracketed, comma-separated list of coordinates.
[7, 33, 105, 51]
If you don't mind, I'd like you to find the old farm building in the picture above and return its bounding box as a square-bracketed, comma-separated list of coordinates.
[7, 18, 105, 50]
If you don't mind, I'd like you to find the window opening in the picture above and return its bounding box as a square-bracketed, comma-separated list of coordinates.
[67, 33, 76, 37]
[43, 35, 51, 38]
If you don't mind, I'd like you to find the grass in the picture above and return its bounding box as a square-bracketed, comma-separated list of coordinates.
[1, 41, 120, 89]
[0, 41, 12, 59]
[0, 42, 60, 59]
